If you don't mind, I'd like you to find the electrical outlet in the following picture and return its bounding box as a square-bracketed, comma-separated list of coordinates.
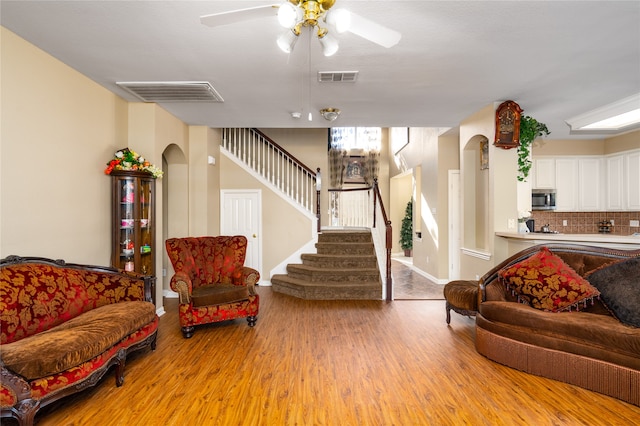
[631, 220, 640, 227]
[508, 219, 516, 229]
[162, 268, 167, 277]
[610, 219, 615, 226]
[563, 220, 567, 226]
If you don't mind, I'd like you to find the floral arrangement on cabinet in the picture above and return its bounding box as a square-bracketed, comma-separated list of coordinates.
[104, 148, 163, 178]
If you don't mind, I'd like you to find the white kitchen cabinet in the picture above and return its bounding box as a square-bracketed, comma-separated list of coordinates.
[535, 150, 638, 212]
[627, 150, 640, 210]
[578, 157, 603, 211]
[533, 158, 556, 189]
[606, 154, 626, 210]
[554, 158, 577, 211]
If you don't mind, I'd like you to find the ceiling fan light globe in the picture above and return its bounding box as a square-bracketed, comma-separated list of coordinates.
[326, 8, 351, 33]
[277, 29, 299, 53]
[278, 2, 300, 28]
[319, 32, 339, 56]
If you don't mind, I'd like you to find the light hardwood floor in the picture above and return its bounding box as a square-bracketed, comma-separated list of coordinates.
[28, 287, 640, 426]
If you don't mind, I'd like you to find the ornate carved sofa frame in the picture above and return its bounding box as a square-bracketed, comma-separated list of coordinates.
[0, 256, 159, 425]
[476, 243, 640, 406]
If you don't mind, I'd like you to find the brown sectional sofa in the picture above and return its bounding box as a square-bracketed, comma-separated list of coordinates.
[0, 256, 159, 425]
[475, 243, 640, 406]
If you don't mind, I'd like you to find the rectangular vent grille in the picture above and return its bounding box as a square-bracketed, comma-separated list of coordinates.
[116, 81, 224, 102]
[318, 71, 359, 83]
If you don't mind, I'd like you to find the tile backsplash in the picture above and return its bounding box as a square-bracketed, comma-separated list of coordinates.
[531, 211, 640, 235]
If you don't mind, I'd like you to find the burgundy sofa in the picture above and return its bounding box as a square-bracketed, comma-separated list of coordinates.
[0, 256, 159, 425]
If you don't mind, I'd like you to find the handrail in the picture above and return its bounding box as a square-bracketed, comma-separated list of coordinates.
[222, 128, 321, 231]
[327, 186, 373, 193]
[373, 179, 393, 301]
[251, 128, 317, 176]
[329, 180, 393, 301]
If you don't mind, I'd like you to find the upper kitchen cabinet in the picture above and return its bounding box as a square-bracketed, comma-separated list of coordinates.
[536, 150, 639, 212]
[533, 158, 556, 189]
[577, 158, 603, 211]
[606, 154, 626, 210]
[627, 150, 640, 210]
[554, 158, 578, 211]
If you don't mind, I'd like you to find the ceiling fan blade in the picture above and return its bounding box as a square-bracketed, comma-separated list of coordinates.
[200, 4, 278, 27]
[346, 12, 402, 48]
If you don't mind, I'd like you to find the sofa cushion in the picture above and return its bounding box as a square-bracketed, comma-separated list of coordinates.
[0, 301, 156, 380]
[191, 284, 249, 308]
[499, 246, 600, 312]
[1, 265, 93, 344]
[586, 257, 640, 327]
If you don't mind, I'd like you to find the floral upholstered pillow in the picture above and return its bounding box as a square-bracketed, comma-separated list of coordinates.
[499, 247, 600, 312]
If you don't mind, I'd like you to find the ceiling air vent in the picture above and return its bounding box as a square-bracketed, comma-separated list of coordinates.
[318, 71, 359, 83]
[116, 81, 224, 102]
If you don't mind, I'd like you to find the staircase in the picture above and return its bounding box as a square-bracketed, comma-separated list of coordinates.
[271, 230, 382, 300]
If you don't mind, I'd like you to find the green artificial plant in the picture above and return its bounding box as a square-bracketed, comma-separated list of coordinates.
[400, 199, 413, 255]
[517, 115, 550, 182]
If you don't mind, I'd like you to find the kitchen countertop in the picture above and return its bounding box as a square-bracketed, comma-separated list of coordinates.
[496, 232, 640, 246]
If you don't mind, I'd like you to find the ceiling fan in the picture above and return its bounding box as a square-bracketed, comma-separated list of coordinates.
[200, 0, 402, 56]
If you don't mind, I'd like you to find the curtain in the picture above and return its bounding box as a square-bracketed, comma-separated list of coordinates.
[363, 149, 380, 186]
[329, 148, 347, 188]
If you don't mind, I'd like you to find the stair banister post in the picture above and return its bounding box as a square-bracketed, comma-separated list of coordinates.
[316, 168, 321, 233]
[373, 178, 378, 228]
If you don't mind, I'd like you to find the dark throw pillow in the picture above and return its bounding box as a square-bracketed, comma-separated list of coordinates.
[586, 257, 640, 327]
[499, 246, 600, 312]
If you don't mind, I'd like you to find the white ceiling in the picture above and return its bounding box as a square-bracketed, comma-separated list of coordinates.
[2, 1, 639, 139]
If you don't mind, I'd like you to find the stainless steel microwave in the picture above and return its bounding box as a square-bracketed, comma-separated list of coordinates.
[532, 189, 556, 210]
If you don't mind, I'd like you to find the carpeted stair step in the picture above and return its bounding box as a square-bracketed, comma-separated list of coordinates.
[271, 229, 382, 300]
[271, 274, 381, 300]
[318, 231, 372, 243]
[300, 253, 378, 269]
[286, 264, 380, 283]
[315, 242, 375, 256]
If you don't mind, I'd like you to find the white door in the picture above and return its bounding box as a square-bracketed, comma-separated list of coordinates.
[448, 170, 461, 280]
[220, 190, 261, 279]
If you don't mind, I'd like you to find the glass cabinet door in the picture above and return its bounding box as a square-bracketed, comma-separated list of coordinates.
[119, 177, 137, 272]
[111, 171, 155, 276]
[138, 178, 153, 275]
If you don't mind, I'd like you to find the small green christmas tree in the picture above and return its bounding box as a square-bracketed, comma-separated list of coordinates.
[400, 200, 413, 255]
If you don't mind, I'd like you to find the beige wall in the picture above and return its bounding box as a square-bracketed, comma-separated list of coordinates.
[459, 104, 507, 280]
[1, 28, 192, 305]
[533, 130, 640, 157]
[1, 27, 128, 263]
[261, 128, 328, 227]
[605, 130, 640, 154]
[219, 155, 315, 279]
[436, 132, 460, 278]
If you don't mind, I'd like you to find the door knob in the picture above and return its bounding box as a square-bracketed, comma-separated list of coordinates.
[253, 234, 257, 238]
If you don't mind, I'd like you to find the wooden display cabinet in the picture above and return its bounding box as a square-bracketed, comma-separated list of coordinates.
[111, 170, 156, 276]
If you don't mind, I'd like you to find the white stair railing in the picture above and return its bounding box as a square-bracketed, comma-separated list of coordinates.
[328, 189, 373, 228]
[222, 128, 318, 214]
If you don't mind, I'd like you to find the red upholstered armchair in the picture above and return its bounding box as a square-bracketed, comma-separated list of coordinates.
[165, 236, 260, 338]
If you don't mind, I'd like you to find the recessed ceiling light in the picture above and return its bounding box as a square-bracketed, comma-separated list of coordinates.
[580, 108, 640, 130]
[566, 93, 640, 134]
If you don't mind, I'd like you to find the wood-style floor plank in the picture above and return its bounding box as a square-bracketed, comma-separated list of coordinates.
[27, 287, 640, 425]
